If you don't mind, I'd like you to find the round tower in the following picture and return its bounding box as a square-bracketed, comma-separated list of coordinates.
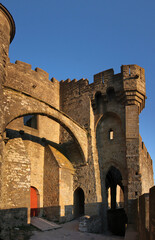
[0, 3, 15, 47]
[0, 4, 15, 183]
[0, 4, 15, 84]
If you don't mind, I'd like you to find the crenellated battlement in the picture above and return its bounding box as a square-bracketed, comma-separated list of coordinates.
[61, 77, 89, 85]
[14, 60, 58, 82]
[60, 65, 146, 113]
[3, 59, 147, 114]
[122, 64, 145, 94]
[3, 60, 60, 109]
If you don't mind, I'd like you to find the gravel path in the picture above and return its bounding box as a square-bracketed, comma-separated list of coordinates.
[30, 220, 124, 240]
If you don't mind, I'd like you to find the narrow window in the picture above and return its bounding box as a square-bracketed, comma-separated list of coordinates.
[95, 91, 103, 113]
[129, 66, 131, 76]
[109, 129, 114, 140]
[23, 115, 37, 129]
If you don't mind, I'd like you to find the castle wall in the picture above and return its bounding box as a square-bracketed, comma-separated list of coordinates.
[1, 3, 154, 238]
[139, 136, 154, 194]
[2, 138, 30, 210]
[6, 115, 61, 211]
[43, 146, 59, 221]
[125, 105, 142, 199]
[60, 79, 90, 127]
[44, 146, 75, 222]
[96, 110, 126, 173]
[0, 137, 31, 234]
[38, 116, 60, 144]
[24, 140, 44, 209]
[5, 61, 60, 110]
[60, 80, 103, 213]
[149, 186, 155, 240]
[59, 167, 74, 221]
[139, 193, 149, 240]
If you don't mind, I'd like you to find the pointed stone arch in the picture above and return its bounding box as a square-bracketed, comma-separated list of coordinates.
[3, 89, 88, 164]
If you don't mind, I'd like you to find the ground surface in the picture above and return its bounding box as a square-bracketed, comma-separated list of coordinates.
[30, 220, 124, 240]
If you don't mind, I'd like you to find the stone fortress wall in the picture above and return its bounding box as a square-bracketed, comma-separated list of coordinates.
[0, 3, 154, 239]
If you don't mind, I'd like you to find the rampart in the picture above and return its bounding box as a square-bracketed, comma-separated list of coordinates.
[5, 60, 60, 109]
[139, 136, 154, 194]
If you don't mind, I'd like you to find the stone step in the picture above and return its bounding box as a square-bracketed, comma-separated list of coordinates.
[31, 217, 61, 231]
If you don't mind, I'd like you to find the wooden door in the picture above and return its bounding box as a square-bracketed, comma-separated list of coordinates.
[30, 187, 38, 217]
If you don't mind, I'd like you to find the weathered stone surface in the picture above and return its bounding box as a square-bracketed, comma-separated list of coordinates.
[79, 215, 102, 233]
[149, 186, 155, 240]
[0, 3, 154, 239]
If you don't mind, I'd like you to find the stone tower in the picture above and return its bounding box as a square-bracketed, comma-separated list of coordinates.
[0, 3, 15, 208]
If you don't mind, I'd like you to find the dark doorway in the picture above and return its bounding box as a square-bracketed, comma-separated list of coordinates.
[30, 186, 39, 217]
[106, 166, 127, 236]
[74, 187, 85, 218]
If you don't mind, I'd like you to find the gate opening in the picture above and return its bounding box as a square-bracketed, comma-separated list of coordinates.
[74, 187, 85, 218]
[106, 166, 127, 236]
[30, 186, 39, 217]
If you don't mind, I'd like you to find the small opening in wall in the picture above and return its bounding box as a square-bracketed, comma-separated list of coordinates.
[106, 87, 115, 101]
[135, 191, 138, 196]
[23, 115, 37, 129]
[109, 129, 114, 140]
[135, 172, 138, 175]
[129, 66, 131, 76]
[89, 190, 90, 194]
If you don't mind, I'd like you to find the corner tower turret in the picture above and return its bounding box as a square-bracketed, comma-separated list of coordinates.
[122, 65, 146, 204]
[122, 65, 146, 113]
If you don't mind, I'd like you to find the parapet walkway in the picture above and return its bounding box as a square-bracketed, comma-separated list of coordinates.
[30, 219, 124, 240]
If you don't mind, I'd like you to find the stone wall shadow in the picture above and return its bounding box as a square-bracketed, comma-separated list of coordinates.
[107, 208, 128, 236]
[0, 208, 28, 239]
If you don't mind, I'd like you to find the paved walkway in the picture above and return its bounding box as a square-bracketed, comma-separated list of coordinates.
[30, 220, 124, 240]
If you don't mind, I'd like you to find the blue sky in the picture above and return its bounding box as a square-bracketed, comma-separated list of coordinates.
[2, 0, 155, 180]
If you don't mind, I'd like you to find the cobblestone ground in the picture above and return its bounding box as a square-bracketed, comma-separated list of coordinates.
[30, 220, 124, 240]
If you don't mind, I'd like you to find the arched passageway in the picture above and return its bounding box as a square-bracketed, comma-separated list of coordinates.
[106, 166, 127, 236]
[30, 187, 40, 217]
[74, 188, 85, 218]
